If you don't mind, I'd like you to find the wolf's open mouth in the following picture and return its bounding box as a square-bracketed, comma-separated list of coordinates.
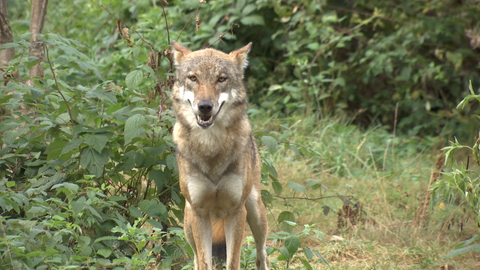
[196, 114, 214, 128]
[195, 102, 225, 128]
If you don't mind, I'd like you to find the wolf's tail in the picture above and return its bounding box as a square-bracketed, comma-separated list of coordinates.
[211, 219, 226, 262]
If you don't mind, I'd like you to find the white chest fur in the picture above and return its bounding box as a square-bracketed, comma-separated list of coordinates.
[186, 171, 247, 219]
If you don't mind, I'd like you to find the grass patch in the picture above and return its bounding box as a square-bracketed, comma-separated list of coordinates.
[251, 114, 480, 269]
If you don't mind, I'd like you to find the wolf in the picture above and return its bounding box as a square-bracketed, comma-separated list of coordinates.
[170, 41, 269, 270]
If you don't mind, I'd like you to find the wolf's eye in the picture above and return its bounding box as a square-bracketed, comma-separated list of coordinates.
[218, 76, 227, 82]
[188, 75, 197, 81]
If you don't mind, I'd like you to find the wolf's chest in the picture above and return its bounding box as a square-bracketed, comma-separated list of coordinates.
[186, 172, 247, 219]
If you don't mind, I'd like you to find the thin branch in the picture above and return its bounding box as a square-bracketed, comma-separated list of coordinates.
[45, 46, 74, 125]
[208, 23, 239, 48]
[273, 194, 354, 202]
[327, 4, 412, 25]
[201, 11, 231, 48]
[160, 0, 170, 44]
[176, 2, 205, 41]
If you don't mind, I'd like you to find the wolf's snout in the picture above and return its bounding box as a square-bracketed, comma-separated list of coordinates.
[198, 100, 213, 114]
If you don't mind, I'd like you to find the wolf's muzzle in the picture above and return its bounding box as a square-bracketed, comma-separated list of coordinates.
[196, 100, 225, 128]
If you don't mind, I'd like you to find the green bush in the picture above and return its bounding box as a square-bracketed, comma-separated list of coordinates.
[136, 0, 480, 137]
[0, 28, 181, 267]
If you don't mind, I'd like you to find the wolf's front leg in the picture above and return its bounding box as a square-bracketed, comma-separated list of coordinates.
[185, 202, 213, 270]
[224, 206, 247, 270]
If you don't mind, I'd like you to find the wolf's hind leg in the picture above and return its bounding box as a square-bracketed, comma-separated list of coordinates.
[246, 186, 270, 270]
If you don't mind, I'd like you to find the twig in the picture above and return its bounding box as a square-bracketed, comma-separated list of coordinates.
[416, 152, 445, 226]
[45, 46, 74, 125]
[201, 12, 231, 48]
[159, 0, 170, 44]
[208, 23, 239, 47]
[176, 2, 205, 41]
[273, 194, 354, 202]
[327, 5, 412, 25]
[392, 102, 398, 160]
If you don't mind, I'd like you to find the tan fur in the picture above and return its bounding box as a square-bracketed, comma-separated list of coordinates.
[171, 41, 269, 270]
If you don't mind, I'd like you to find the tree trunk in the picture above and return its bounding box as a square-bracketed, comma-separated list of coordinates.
[27, 0, 48, 86]
[0, 0, 15, 81]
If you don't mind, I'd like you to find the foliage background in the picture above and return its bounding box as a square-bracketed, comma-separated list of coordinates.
[1, 0, 480, 269]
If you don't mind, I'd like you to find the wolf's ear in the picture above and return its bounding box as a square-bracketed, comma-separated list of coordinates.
[229, 42, 252, 70]
[172, 41, 192, 66]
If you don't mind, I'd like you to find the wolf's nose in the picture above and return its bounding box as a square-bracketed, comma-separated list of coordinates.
[198, 100, 213, 114]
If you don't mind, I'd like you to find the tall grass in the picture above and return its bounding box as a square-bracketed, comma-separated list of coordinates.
[252, 114, 478, 269]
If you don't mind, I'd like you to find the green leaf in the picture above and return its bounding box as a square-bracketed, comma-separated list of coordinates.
[285, 235, 301, 256]
[124, 114, 147, 145]
[85, 134, 109, 153]
[61, 138, 84, 155]
[242, 4, 257, 16]
[268, 84, 282, 91]
[87, 88, 117, 104]
[300, 258, 313, 270]
[240, 15, 265, 26]
[59, 45, 84, 57]
[26, 206, 47, 219]
[95, 236, 119, 243]
[307, 43, 321, 51]
[322, 205, 330, 216]
[125, 69, 144, 90]
[149, 169, 167, 191]
[398, 66, 411, 81]
[271, 176, 283, 195]
[166, 153, 177, 171]
[77, 61, 102, 78]
[147, 219, 164, 229]
[144, 146, 167, 157]
[97, 247, 112, 258]
[80, 147, 110, 176]
[46, 140, 68, 160]
[304, 247, 314, 260]
[72, 197, 86, 215]
[278, 211, 295, 232]
[290, 144, 303, 156]
[287, 182, 305, 193]
[129, 206, 143, 218]
[0, 42, 20, 50]
[322, 12, 338, 23]
[278, 247, 291, 261]
[306, 179, 322, 189]
[139, 199, 167, 221]
[313, 249, 329, 263]
[334, 77, 345, 87]
[123, 150, 144, 170]
[236, 0, 247, 10]
[6, 181, 15, 188]
[109, 195, 127, 202]
[261, 136, 277, 154]
[52, 182, 79, 195]
[84, 204, 103, 220]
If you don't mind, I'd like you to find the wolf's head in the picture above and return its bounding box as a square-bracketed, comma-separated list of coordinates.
[171, 42, 252, 129]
